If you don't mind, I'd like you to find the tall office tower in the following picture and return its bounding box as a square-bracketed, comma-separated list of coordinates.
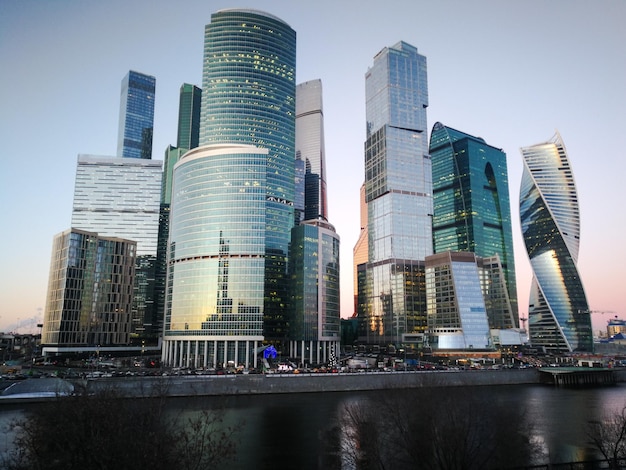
[71, 155, 162, 338]
[117, 71, 156, 159]
[289, 220, 340, 366]
[353, 184, 368, 314]
[425, 251, 492, 350]
[42, 229, 136, 350]
[289, 79, 340, 363]
[296, 79, 328, 221]
[520, 132, 592, 352]
[163, 9, 296, 369]
[429, 122, 518, 328]
[177, 83, 202, 150]
[153, 84, 202, 340]
[360, 41, 432, 346]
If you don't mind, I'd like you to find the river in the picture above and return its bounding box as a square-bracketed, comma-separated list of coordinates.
[1, 382, 625, 469]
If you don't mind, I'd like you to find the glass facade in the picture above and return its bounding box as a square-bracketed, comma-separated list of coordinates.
[360, 41, 432, 345]
[429, 122, 518, 327]
[71, 155, 162, 337]
[196, 9, 296, 349]
[177, 83, 201, 150]
[477, 254, 516, 330]
[199, 8, 296, 252]
[117, 70, 155, 159]
[163, 144, 268, 368]
[520, 132, 592, 352]
[42, 229, 136, 347]
[71, 156, 162, 256]
[288, 220, 340, 366]
[296, 79, 328, 221]
[426, 252, 491, 350]
[154, 79, 202, 338]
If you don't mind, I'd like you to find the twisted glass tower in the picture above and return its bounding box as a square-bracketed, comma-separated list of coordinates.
[520, 132, 592, 352]
[163, 10, 296, 368]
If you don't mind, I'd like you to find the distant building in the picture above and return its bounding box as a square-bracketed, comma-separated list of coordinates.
[296, 79, 328, 222]
[289, 219, 340, 366]
[520, 132, 592, 352]
[429, 122, 518, 326]
[42, 229, 136, 350]
[359, 41, 431, 346]
[176, 83, 201, 150]
[71, 155, 162, 338]
[425, 251, 492, 351]
[154, 84, 202, 340]
[117, 70, 156, 159]
[289, 78, 340, 366]
[607, 319, 626, 338]
[163, 6, 297, 370]
[353, 184, 368, 315]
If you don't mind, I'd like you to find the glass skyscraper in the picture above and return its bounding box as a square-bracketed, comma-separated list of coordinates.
[163, 9, 296, 369]
[429, 122, 518, 328]
[289, 219, 340, 366]
[42, 229, 136, 349]
[154, 84, 202, 341]
[289, 79, 340, 366]
[117, 70, 156, 159]
[359, 41, 432, 346]
[71, 156, 162, 256]
[176, 83, 201, 150]
[71, 155, 162, 337]
[520, 132, 592, 352]
[296, 79, 328, 222]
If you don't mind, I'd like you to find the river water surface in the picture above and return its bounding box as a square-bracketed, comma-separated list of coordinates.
[1, 382, 625, 469]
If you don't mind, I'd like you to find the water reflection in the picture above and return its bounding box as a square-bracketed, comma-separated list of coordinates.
[1, 383, 624, 469]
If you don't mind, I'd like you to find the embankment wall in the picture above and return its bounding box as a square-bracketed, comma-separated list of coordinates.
[81, 369, 549, 398]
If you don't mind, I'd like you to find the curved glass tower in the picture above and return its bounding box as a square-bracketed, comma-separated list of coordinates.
[163, 10, 296, 368]
[520, 132, 592, 352]
[429, 122, 518, 329]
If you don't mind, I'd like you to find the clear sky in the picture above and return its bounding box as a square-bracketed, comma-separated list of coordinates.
[1, 0, 625, 336]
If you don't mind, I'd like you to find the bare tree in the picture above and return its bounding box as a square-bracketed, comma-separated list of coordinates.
[587, 403, 626, 469]
[333, 387, 540, 470]
[3, 388, 242, 470]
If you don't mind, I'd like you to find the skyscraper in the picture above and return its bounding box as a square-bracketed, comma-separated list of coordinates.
[176, 83, 202, 150]
[154, 84, 202, 340]
[71, 156, 162, 257]
[520, 132, 592, 352]
[289, 79, 340, 364]
[296, 79, 328, 222]
[429, 122, 518, 328]
[71, 155, 162, 337]
[359, 41, 432, 346]
[289, 219, 340, 366]
[162, 9, 296, 369]
[117, 71, 156, 159]
[42, 229, 136, 350]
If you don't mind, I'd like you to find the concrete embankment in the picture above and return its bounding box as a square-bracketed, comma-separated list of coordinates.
[80, 369, 547, 398]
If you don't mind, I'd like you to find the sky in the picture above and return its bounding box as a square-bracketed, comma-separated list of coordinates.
[1, 0, 625, 337]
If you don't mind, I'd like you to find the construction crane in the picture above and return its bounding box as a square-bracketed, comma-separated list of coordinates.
[579, 310, 616, 316]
